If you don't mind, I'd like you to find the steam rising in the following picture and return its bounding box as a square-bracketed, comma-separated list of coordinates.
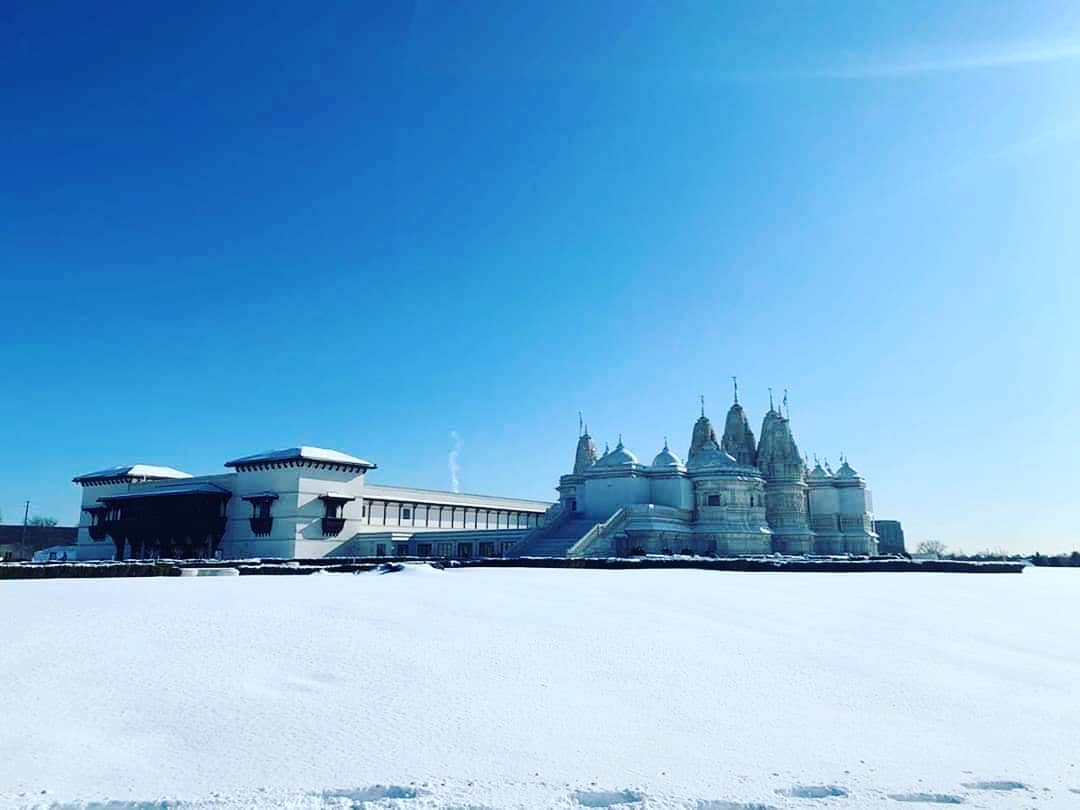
[448, 431, 463, 493]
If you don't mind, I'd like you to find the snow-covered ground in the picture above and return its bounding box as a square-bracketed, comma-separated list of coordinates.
[1, 566, 1078, 809]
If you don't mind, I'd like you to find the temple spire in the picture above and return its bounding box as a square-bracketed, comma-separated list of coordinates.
[700, 393, 705, 417]
[732, 376, 738, 404]
[572, 419, 599, 473]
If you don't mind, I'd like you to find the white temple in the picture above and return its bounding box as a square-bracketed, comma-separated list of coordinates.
[513, 390, 878, 557]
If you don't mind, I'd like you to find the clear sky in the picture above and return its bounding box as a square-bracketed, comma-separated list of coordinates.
[3, 1, 1079, 553]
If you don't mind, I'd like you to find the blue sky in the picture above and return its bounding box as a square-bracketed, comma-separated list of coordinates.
[2, 1, 1078, 553]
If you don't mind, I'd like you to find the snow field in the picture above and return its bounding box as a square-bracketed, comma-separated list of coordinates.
[1, 566, 1078, 808]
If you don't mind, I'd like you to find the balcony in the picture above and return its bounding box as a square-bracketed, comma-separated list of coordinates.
[250, 516, 273, 536]
[321, 517, 346, 536]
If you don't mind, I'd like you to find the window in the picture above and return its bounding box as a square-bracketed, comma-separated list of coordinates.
[318, 494, 354, 536]
[243, 494, 277, 536]
[394, 542, 410, 556]
[457, 542, 473, 559]
[500, 541, 515, 555]
[402, 507, 412, 521]
[375, 543, 386, 557]
[478, 541, 495, 557]
[436, 542, 453, 557]
[417, 543, 432, 557]
[707, 494, 721, 506]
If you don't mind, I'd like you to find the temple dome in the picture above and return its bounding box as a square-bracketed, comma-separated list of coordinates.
[687, 410, 722, 469]
[651, 441, 684, 470]
[595, 438, 638, 467]
[721, 401, 757, 467]
[573, 430, 599, 474]
[689, 445, 738, 469]
[757, 407, 805, 481]
[835, 459, 860, 479]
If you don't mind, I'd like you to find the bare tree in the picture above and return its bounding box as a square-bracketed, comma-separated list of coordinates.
[916, 539, 947, 557]
[28, 515, 58, 527]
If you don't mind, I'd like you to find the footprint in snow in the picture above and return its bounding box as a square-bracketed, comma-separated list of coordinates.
[887, 794, 964, 804]
[321, 784, 423, 802]
[573, 789, 645, 807]
[697, 801, 778, 810]
[959, 781, 1027, 791]
[777, 785, 849, 799]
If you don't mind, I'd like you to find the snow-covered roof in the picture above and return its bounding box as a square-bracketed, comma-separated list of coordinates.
[73, 464, 193, 485]
[224, 446, 376, 470]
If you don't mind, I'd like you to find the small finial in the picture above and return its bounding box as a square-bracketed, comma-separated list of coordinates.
[617, 433, 623, 447]
[663, 435, 669, 450]
[578, 411, 583, 437]
[732, 376, 738, 404]
[768, 387, 774, 411]
[700, 393, 705, 417]
[814, 453, 819, 465]
[584, 422, 589, 437]
[783, 388, 789, 418]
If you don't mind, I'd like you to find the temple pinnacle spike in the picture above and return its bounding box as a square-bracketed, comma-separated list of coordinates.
[732, 376, 738, 404]
[700, 393, 705, 417]
[768, 388, 774, 411]
[578, 411, 583, 437]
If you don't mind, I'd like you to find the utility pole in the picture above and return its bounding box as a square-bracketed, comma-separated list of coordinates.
[21, 500, 30, 548]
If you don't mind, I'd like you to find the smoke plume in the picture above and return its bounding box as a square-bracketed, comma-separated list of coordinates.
[448, 431, 463, 493]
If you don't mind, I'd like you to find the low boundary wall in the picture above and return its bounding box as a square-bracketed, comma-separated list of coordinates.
[0, 555, 1025, 579]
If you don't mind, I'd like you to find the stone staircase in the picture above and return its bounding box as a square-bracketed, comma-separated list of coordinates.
[512, 516, 599, 558]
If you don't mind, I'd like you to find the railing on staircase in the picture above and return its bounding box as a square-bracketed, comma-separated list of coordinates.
[566, 507, 628, 558]
[506, 502, 568, 557]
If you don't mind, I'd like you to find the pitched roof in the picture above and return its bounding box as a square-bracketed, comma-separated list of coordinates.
[73, 465, 192, 485]
[224, 446, 376, 470]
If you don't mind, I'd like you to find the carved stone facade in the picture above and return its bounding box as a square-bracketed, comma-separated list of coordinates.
[545, 397, 878, 557]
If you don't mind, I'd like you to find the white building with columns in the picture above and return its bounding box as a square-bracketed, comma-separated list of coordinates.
[72, 447, 550, 561]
